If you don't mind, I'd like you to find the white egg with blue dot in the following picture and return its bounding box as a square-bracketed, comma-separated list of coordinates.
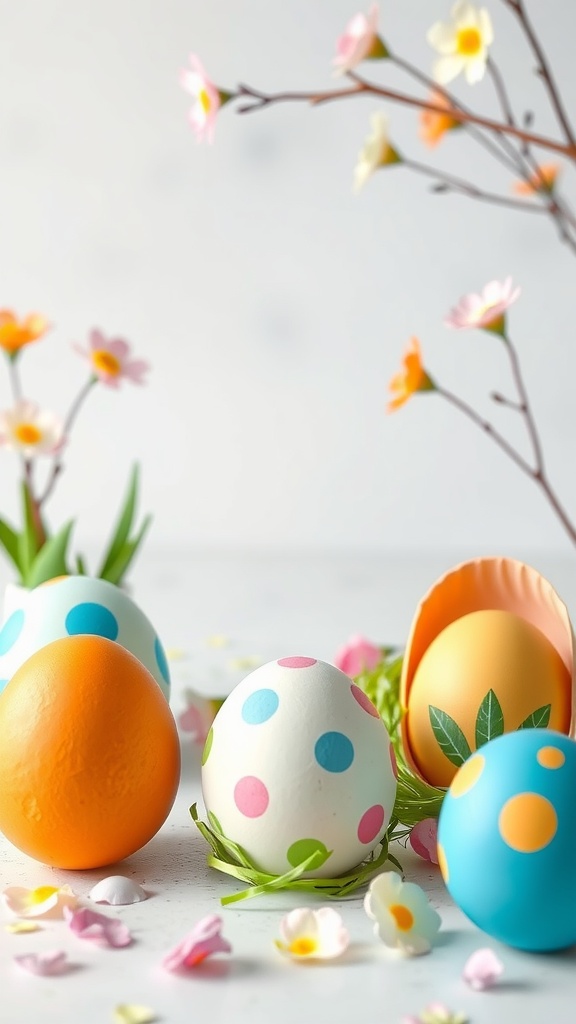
[0, 577, 170, 700]
[201, 656, 398, 877]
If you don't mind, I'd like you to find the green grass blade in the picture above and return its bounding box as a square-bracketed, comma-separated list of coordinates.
[0, 516, 22, 573]
[26, 521, 74, 587]
[100, 514, 152, 585]
[97, 463, 140, 579]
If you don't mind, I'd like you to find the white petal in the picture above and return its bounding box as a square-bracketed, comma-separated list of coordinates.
[89, 876, 147, 906]
[433, 55, 465, 84]
[452, 0, 479, 28]
[427, 22, 457, 54]
[464, 55, 488, 84]
[479, 7, 494, 45]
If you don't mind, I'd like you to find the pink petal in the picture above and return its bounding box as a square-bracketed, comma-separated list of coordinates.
[123, 358, 150, 384]
[409, 819, 439, 864]
[107, 338, 131, 360]
[162, 914, 231, 971]
[64, 906, 132, 948]
[463, 947, 504, 990]
[333, 635, 382, 677]
[14, 950, 70, 976]
[89, 328, 106, 351]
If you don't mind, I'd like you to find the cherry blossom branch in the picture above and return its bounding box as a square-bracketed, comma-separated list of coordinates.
[39, 376, 97, 506]
[502, 0, 576, 150]
[388, 51, 523, 176]
[235, 79, 576, 158]
[401, 158, 551, 215]
[435, 383, 576, 546]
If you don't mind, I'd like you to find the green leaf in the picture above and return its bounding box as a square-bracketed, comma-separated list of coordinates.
[101, 514, 152, 586]
[75, 553, 88, 575]
[97, 463, 140, 579]
[475, 688, 504, 749]
[18, 481, 40, 581]
[429, 705, 473, 768]
[518, 704, 551, 730]
[26, 521, 74, 588]
[0, 515, 22, 572]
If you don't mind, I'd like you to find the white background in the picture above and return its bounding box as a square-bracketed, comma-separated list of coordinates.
[0, 0, 575, 565]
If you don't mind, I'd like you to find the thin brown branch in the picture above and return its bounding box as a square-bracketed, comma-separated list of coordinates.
[39, 376, 96, 506]
[503, 334, 544, 473]
[502, 0, 576, 149]
[236, 79, 576, 158]
[436, 384, 576, 546]
[403, 158, 549, 214]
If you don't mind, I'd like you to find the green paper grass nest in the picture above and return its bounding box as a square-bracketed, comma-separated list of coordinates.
[191, 652, 445, 904]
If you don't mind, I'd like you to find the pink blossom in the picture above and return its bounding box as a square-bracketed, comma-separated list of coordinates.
[333, 634, 382, 677]
[178, 687, 220, 745]
[409, 818, 439, 864]
[64, 906, 132, 948]
[14, 950, 70, 976]
[74, 330, 149, 388]
[162, 914, 231, 971]
[462, 947, 504, 990]
[180, 55, 222, 143]
[444, 277, 521, 332]
[333, 4, 380, 75]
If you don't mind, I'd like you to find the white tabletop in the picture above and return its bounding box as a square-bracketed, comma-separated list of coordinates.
[0, 548, 575, 1024]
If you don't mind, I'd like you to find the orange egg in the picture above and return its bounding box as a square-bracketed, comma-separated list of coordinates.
[0, 634, 180, 868]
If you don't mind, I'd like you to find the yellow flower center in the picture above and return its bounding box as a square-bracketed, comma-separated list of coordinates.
[26, 886, 59, 905]
[15, 422, 42, 445]
[389, 903, 414, 931]
[288, 936, 318, 956]
[456, 26, 482, 56]
[199, 87, 211, 114]
[92, 349, 121, 376]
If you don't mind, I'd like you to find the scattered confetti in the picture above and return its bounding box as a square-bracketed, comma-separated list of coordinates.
[162, 914, 231, 971]
[275, 907, 350, 961]
[364, 871, 441, 956]
[2, 884, 77, 919]
[228, 655, 262, 671]
[462, 947, 504, 990]
[113, 1006, 157, 1024]
[89, 876, 147, 906]
[206, 634, 230, 648]
[403, 1004, 468, 1024]
[5, 920, 41, 934]
[64, 906, 132, 948]
[166, 647, 188, 661]
[14, 950, 70, 976]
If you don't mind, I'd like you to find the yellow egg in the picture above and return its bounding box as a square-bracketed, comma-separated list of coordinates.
[405, 609, 571, 787]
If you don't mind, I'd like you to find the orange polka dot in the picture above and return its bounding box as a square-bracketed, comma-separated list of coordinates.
[537, 746, 565, 770]
[437, 843, 449, 883]
[499, 793, 557, 852]
[450, 753, 485, 798]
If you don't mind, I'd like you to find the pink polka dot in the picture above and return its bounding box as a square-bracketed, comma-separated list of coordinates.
[357, 804, 385, 844]
[234, 776, 269, 818]
[350, 683, 380, 718]
[277, 656, 317, 669]
[389, 743, 398, 780]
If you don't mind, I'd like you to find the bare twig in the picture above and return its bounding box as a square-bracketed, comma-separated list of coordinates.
[403, 157, 549, 214]
[502, 0, 576, 149]
[236, 79, 576, 158]
[39, 376, 96, 506]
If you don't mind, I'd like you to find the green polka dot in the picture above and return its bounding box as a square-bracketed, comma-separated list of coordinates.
[287, 837, 329, 869]
[201, 727, 213, 766]
[208, 810, 223, 834]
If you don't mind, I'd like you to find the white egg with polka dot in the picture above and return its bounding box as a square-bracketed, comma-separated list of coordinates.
[0, 576, 170, 700]
[201, 656, 397, 877]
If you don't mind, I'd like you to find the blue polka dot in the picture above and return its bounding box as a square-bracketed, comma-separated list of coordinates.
[65, 602, 119, 641]
[155, 636, 170, 685]
[242, 688, 279, 724]
[0, 609, 24, 655]
[314, 731, 354, 773]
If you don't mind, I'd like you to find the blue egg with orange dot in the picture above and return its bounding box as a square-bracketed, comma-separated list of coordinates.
[0, 576, 170, 700]
[437, 729, 576, 951]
